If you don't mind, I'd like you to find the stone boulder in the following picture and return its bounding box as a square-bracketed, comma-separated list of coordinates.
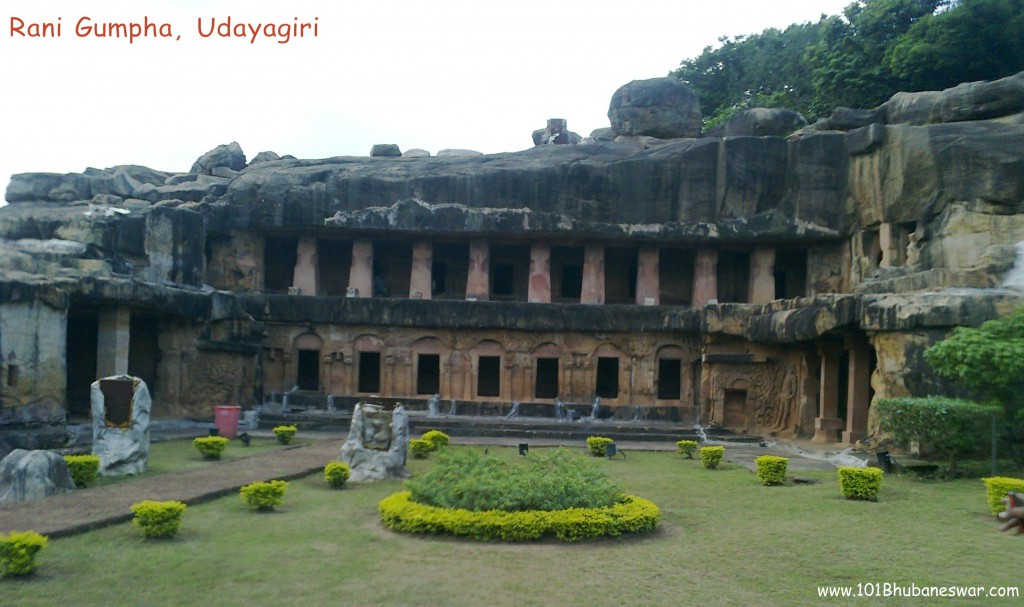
[608, 77, 702, 139]
[588, 127, 617, 142]
[249, 151, 281, 165]
[403, 149, 431, 158]
[338, 402, 409, 481]
[370, 144, 402, 158]
[883, 71, 1024, 126]
[705, 108, 808, 138]
[436, 149, 483, 157]
[190, 142, 246, 175]
[0, 449, 75, 505]
[532, 119, 582, 146]
[91, 375, 151, 476]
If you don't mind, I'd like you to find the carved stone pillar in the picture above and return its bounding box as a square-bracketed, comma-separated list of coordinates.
[843, 338, 872, 444]
[97, 307, 131, 377]
[292, 236, 319, 296]
[635, 246, 659, 305]
[748, 246, 776, 304]
[465, 240, 489, 301]
[814, 342, 843, 443]
[581, 244, 605, 305]
[348, 238, 373, 298]
[692, 249, 718, 306]
[528, 242, 551, 303]
[409, 240, 432, 300]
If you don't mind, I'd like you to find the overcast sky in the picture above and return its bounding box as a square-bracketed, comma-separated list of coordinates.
[1, 0, 854, 203]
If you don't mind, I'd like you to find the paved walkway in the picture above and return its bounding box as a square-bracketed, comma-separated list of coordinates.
[0, 434, 852, 538]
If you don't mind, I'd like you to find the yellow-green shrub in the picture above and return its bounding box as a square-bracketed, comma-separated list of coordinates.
[240, 480, 288, 510]
[0, 530, 47, 577]
[324, 462, 351, 488]
[982, 476, 1024, 515]
[130, 500, 186, 538]
[193, 436, 228, 459]
[273, 425, 298, 445]
[64, 454, 100, 487]
[755, 455, 788, 485]
[700, 446, 725, 469]
[839, 466, 883, 501]
[409, 439, 433, 459]
[676, 440, 698, 459]
[379, 490, 660, 542]
[586, 436, 614, 457]
[421, 430, 450, 451]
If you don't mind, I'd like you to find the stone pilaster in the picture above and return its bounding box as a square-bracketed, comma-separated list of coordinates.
[409, 240, 432, 300]
[466, 240, 490, 301]
[635, 247, 659, 305]
[692, 249, 718, 306]
[348, 238, 373, 297]
[581, 244, 605, 305]
[528, 242, 551, 303]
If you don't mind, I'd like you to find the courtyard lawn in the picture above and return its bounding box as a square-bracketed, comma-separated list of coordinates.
[5, 447, 1024, 607]
[87, 436, 312, 487]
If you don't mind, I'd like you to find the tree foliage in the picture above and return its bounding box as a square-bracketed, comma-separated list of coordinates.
[923, 306, 1024, 413]
[875, 396, 999, 474]
[672, 0, 1024, 124]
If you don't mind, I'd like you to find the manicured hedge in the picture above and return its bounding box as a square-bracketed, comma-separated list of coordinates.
[378, 491, 660, 542]
[755, 455, 788, 486]
[838, 466, 883, 501]
[586, 436, 614, 457]
[0, 531, 47, 577]
[676, 440, 698, 459]
[193, 436, 228, 459]
[64, 454, 100, 487]
[130, 500, 187, 538]
[324, 462, 351, 488]
[700, 446, 725, 469]
[273, 425, 298, 445]
[982, 476, 1024, 515]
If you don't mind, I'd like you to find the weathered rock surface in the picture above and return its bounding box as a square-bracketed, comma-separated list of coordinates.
[705, 108, 808, 138]
[436, 149, 483, 157]
[91, 376, 151, 476]
[250, 151, 281, 165]
[403, 149, 431, 158]
[607, 77, 702, 138]
[338, 403, 409, 481]
[0, 449, 75, 505]
[190, 142, 246, 175]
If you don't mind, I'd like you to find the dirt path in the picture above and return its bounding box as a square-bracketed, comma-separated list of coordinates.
[0, 439, 343, 538]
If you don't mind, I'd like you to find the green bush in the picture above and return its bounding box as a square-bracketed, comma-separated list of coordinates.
[193, 436, 229, 459]
[273, 425, 298, 445]
[676, 440, 698, 459]
[240, 480, 289, 511]
[405, 447, 624, 512]
[324, 462, 351, 488]
[0, 530, 47, 577]
[130, 500, 187, 538]
[421, 430, 450, 451]
[875, 396, 1000, 475]
[700, 446, 725, 469]
[64, 454, 100, 487]
[839, 466, 883, 501]
[409, 439, 433, 459]
[755, 455, 788, 486]
[379, 490, 660, 542]
[982, 476, 1024, 515]
[586, 436, 614, 457]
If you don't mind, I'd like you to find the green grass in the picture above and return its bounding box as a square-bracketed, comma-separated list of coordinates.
[87, 436, 310, 487]
[5, 446, 1024, 606]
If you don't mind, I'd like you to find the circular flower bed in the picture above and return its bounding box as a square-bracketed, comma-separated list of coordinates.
[378, 447, 660, 542]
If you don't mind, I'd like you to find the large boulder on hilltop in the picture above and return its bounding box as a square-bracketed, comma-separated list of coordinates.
[705, 108, 808, 138]
[608, 77, 702, 139]
[370, 144, 402, 158]
[883, 71, 1024, 125]
[190, 142, 246, 175]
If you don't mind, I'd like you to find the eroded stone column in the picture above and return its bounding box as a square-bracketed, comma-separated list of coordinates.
[581, 244, 605, 305]
[814, 342, 843, 443]
[692, 249, 718, 306]
[748, 246, 776, 304]
[528, 242, 551, 303]
[843, 338, 872, 444]
[409, 240, 432, 300]
[348, 238, 373, 297]
[465, 240, 490, 301]
[97, 307, 131, 377]
[635, 247, 659, 306]
[292, 236, 319, 296]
